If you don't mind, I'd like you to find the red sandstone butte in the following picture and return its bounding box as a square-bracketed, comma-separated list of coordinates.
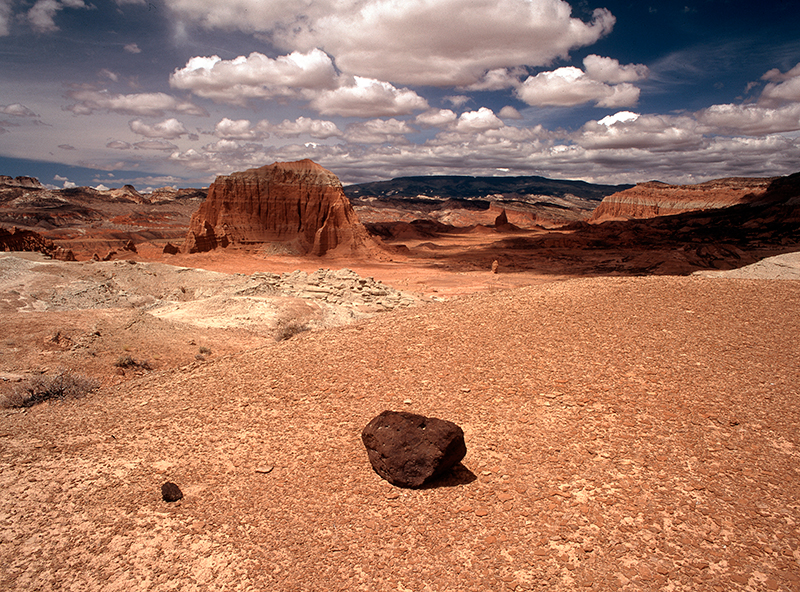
[589, 177, 775, 223]
[183, 159, 380, 256]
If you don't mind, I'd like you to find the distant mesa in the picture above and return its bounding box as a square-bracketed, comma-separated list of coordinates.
[182, 159, 382, 257]
[0, 175, 44, 189]
[589, 177, 775, 223]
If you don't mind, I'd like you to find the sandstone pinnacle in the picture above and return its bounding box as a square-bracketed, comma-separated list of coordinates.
[182, 159, 381, 257]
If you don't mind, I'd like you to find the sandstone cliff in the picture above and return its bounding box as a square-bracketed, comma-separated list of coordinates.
[589, 177, 775, 223]
[183, 160, 380, 257]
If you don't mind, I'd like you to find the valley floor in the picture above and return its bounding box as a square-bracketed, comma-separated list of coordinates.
[1, 274, 799, 591]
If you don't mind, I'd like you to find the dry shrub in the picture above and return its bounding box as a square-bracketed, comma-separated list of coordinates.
[114, 354, 152, 370]
[274, 317, 311, 341]
[4, 370, 99, 408]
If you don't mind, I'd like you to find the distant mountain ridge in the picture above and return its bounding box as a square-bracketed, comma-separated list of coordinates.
[344, 175, 632, 201]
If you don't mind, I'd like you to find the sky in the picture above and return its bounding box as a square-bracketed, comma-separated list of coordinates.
[0, 0, 799, 190]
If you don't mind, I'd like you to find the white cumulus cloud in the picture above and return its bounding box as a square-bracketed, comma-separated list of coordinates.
[498, 106, 523, 120]
[164, 0, 615, 87]
[129, 117, 189, 139]
[455, 107, 505, 133]
[759, 62, 800, 107]
[415, 109, 458, 128]
[516, 66, 641, 108]
[213, 118, 262, 140]
[0, 103, 37, 117]
[578, 113, 704, 150]
[696, 103, 800, 136]
[344, 118, 415, 144]
[583, 54, 649, 83]
[464, 68, 527, 91]
[309, 76, 428, 117]
[271, 116, 342, 139]
[169, 49, 338, 105]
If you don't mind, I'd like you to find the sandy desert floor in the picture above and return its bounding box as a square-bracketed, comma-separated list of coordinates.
[1, 250, 799, 591]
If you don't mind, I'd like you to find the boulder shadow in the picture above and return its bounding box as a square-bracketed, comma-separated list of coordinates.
[419, 462, 477, 489]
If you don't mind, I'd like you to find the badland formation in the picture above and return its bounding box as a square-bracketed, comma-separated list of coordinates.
[1, 160, 799, 591]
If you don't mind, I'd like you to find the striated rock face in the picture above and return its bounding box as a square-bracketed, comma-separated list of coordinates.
[589, 177, 775, 223]
[183, 160, 379, 256]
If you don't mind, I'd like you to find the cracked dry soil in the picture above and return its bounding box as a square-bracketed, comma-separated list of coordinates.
[1, 274, 799, 591]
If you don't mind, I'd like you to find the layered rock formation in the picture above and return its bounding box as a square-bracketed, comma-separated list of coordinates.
[183, 160, 380, 257]
[496, 172, 800, 275]
[0, 226, 75, 260]
[589, 177, 775, 223]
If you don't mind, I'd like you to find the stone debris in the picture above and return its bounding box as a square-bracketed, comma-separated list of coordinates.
[244, 268, 417, 310]
[361, 410, 467, 488]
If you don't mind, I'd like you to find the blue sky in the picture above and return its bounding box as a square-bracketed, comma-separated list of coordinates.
[1, 0, 799, 189]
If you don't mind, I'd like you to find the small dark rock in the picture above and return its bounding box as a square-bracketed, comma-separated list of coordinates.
[161, 481, 183, 502]
[361, 410, 467, 488]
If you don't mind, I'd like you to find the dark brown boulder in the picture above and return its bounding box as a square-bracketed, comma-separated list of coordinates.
[162, 242, 180, 255]
[361, 410, 467, 488]
[161, 482, 183, 502]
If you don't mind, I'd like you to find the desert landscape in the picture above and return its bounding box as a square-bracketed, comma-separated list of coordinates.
[1, 161, 799, 591]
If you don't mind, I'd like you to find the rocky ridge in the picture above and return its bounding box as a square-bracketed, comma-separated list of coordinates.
[0, 178, 205, 259]
[589, 177, 774, 222]
[476, 172, 800, 276]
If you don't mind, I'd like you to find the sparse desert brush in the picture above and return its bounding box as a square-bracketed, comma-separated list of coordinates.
[114, 354, 152, 370]
[274, 317, 311, 341]
[198, 346, 211, 355]
[3, 370, 99, 408]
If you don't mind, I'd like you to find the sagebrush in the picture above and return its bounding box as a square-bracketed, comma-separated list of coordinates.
[114, 354, 152, 370]
[4, 370, 99, 408]
[274, 318, 311, 341]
